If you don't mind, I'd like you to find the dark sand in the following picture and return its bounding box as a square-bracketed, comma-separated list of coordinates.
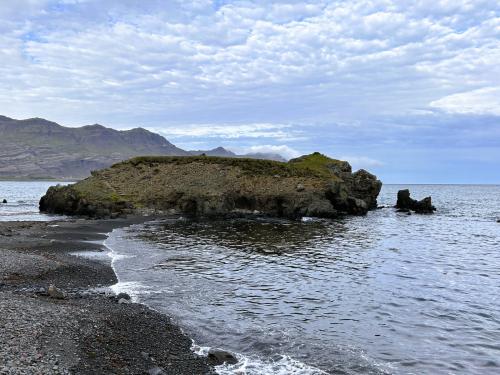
[0, 218, 213, 374]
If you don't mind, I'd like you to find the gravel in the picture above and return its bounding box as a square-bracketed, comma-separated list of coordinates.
[0, 291, 77, 375]
[0, 219, 213, 374]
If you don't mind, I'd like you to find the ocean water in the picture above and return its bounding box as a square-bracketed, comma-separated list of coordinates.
[0, 181, 70, 221]
[106, 185, 500, 375]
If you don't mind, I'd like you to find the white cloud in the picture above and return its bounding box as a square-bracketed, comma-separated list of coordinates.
[430, 87, 500, 116]
[149, 123, 297, 139]
[239, 144, 301, 159]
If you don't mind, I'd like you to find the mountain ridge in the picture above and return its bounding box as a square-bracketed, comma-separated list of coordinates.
[0, 115, 285, 179]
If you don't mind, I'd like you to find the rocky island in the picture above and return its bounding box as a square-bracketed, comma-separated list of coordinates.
[40, 153, 382, 219]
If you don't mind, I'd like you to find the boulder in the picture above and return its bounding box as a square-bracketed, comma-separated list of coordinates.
[116, 292, 131, 300]
[2, 199, 6, 203]
[148, 367, 166, 375]
[207, 349, 238, 366]
[396, 189, 436, 214]
[48, 284, 65, 299]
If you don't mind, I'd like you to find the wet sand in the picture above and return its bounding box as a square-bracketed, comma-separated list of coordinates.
[0, 218, 213, 374]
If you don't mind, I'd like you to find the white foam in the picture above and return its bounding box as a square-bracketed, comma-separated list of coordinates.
[301, 217, 322, 223]
[70, 250, 110, 261]
[109, 281, 146, 302]
[192, 343, 327, 375]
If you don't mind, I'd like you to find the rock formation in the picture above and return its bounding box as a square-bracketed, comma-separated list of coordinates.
[40, 153, 382, 219]
[396, 189, 436, 214]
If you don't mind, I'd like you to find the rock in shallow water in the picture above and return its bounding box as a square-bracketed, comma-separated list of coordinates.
[207, 348, 239, 366]
[396, 189, 436, 214]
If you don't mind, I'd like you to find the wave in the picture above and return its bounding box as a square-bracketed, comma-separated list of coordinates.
[193, 343, 327, 375]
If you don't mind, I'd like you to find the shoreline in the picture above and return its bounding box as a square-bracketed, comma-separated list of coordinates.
[0, 217, 213, 374]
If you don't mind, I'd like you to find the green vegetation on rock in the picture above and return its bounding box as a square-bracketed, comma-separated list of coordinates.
[40, 153, 382, 219]
[120, 153, 344, 179]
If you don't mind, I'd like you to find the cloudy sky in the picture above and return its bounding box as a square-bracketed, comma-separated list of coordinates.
[1, 0, 499, 183]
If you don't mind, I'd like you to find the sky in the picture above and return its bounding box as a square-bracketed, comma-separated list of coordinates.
[0, 0, 499, 183]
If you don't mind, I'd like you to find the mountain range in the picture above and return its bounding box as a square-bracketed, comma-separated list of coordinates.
[0, 115, 285, 179]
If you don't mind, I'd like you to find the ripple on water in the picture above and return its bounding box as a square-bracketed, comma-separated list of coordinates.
[107, 185, 500, 375]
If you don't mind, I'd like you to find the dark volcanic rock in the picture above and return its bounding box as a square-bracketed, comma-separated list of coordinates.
[207, 349, 238, 366]
[40, 153, 383, 220]
[39, 185, 132, 218]
[116, 292, 131, 301]
[396, 189, 436, 214]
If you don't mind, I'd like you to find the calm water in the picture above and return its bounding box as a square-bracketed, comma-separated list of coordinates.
[0, 181, 70, 221]
[106, 185, 500, 375]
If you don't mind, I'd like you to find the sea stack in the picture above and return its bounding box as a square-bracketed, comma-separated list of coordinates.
[40, 153, 382, 219]
[396, 189, 436, 214]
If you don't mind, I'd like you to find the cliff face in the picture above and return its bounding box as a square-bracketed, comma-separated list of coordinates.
[40, 153, 382, 219]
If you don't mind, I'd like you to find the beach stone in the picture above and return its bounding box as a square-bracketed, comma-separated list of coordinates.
[118, 298, 130, 304]
[116, 292, 131, 300]
[48, 285, 65, 299]
[2, 199, 6, 203]
[207, 348, 238, 366]
[148, 367, 166, 375]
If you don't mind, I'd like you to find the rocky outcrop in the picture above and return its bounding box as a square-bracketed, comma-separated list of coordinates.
[396, 189, 436, 214]
[40, 153, 382, 219]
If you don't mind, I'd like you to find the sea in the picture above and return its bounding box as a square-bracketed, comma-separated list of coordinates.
[0, 181, 71, 221]
[1, 181, 500, 374]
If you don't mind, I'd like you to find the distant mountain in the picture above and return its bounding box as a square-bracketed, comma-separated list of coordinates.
[188, 147, 237, 157]
[189, 147, 286, 162]
[0, 115, 188, 179]
[0, 115, 285, 179]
